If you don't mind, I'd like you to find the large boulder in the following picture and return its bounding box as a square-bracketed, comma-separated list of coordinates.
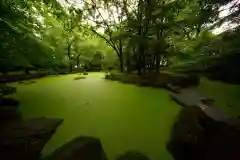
[0, 117, 63, 159]
[0, 98, 20, 125]
[167, 107, 205, 160]
[0, 98, 19, 107]
[46, 136, 107, 160]
[116, 151, 150, 160]
[0, 106, 21, 124]
[167, 103, 240, 160]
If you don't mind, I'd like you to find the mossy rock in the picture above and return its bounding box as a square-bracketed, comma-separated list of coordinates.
[46, 136, 107, 160]
[0, 106, 21, 123]
[0, 117, 63, 159]
[83, 72, 88, 75]
[0, 86, 16, 95]
[74, 76, 86, 80]
[116, 151, 150, 160]
[0, 98, 19, 107]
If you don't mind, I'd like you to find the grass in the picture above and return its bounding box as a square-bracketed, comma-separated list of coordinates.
[9, 73, 180, 160]
[193, 77, 240, 117]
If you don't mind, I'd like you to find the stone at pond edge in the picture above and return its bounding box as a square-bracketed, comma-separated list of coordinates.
[0, 86, 16, 95]
[167, 107, 240, 160]
[45, 136, 107, 160]
[74, 76, 86, 80]
[170, 90, 209, 108]
[83, 72, 88, 75]
[0, 117, 63, 159]
[116, 151, 150, 160]
[0, 98, 19, 107]
[164, 84, 181, 93]
[0, 106, 21, 123]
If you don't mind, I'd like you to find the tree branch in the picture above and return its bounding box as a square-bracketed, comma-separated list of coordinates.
[90, 27, 120, 57]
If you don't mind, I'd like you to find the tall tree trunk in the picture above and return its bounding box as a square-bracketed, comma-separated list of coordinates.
[119, 40, 124, 72]
[156, 52, 160, 73]
[67, 43, 72, 72]
[25, 68, 30, 75]
[126, 49, 131, 73]
[137, 0, 143, 75]
[76, 54, 80, 67]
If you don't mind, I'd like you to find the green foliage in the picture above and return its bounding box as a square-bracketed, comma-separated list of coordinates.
[1, 0, 239, 75]
[0, 0, 117, 73]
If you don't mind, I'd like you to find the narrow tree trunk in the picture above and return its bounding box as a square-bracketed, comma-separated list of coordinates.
[76, 54, 80, 67]
[156, 52, 160, 73]
[126, 50, 131, 73]
[142, 54, 146, 73]
[119, 40, 124, 72]
[67, 43, 72, 73]
[137, 53, 142, 75]
[25, 68, 30, 75]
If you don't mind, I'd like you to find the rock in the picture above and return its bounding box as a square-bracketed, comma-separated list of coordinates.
[0, 86, 16, 95]
[116, 151, 150, 160]
[0, 106, 21, 123]
[46, 136, 107, 160]
[74, 76, 86, 80]
[0, 98, 19, 107]
[23, 81, 36, 85]
[166, 108, 205, 160]
[200, 98, 214, 106]
[0, 117, 63, 159]
[167, 100, 240, 160]
[171, 90, 203, 108]
[198, 104, 240, 130]
[165, 84, 181, 93]
[105, 74, 111, 79]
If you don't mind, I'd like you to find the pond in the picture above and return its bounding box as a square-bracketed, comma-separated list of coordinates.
[10, 73, 181, 160]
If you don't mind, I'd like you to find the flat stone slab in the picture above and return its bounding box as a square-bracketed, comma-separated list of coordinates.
[171, 90, 204, 107]
[165, 84, 181, 93]
[0, 117, 63, 159]
[46, 136, 107, 160]
[199, 104, 240, 130]
[171, 90, 214, 107]
[199, 104, 232, 121]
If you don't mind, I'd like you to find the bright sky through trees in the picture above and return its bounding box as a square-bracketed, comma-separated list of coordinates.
[58, 0, 240, 35]
[212, 0, 240, 34]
